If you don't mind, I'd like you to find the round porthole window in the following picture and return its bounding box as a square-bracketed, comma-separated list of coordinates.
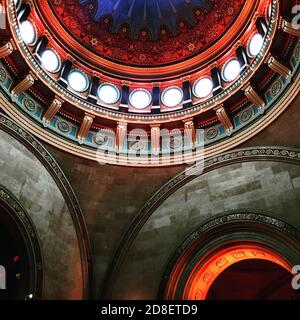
[68, 70, 89, 92]
[222, 59, 241, 82]
[98, 83, 120, 105]
[161, 87, 183, 108]
[248, 33, 264, 57]
[20, 20, 36, 46]
[41, 49, 61, 73]
[193, 77, 214, 99]
[129, 89, 152, 109]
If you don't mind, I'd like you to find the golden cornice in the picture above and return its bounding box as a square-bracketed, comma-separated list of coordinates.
[1, 65, 298, 167]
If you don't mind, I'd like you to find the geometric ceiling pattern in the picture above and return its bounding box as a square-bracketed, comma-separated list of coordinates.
[50, 0, 245, 65]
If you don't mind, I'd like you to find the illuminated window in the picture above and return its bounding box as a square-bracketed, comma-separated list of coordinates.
[161, 87, 183, 108]
[222, 59, 241, 82]
[98, 83, 120, 105]
[68, 70, 89, 92]
[129, 89, 152, 109]
[193, 77, 214, 99]
[41, 49, 61, 73]
[20, 20, 36, 45]
[248, 33, 263, 57]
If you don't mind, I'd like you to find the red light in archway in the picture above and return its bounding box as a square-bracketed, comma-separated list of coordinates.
[183, 245, 291, 300]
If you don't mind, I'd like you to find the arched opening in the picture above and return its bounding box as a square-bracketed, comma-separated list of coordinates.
[185, 245, 293, 300]
[0, 203, 34, 300]
[206, 259, 296, 300]
[161, 214, 300, 301]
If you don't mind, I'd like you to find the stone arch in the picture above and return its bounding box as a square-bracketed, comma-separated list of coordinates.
[104, 147, 300, 299]
[0, 113, 90, 299]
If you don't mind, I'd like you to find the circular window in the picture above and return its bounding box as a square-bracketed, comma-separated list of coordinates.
[161, 87, 183, 108]
[98, 83, 120, 105]
[248, 33, 264, 57]
[20, 20, 36, 46]
[222, 59, 241, 82]
[68, 70, 89, 92]
[41, 49, 61, 73]
[193, 77, 214, 99]
[129, 89, 152, 109]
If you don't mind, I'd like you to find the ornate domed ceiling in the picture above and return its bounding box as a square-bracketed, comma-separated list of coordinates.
[49, 0, 244, 66]
[0, 0, 299, 166]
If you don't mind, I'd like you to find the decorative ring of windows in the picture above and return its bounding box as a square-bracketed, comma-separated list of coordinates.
[6, 0, 278, 123]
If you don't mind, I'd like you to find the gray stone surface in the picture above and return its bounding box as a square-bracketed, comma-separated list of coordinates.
[40, 92, 300, 299]
[113, 161, 300, 299]
[44, 143, 184, 299]
[0, 130, 83, 299]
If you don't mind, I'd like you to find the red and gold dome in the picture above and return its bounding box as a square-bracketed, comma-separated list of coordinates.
[0, 0, 299, 166]
[49, 0, 245, 67]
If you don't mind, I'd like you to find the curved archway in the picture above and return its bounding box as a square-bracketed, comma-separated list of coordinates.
[183, 245, 291, 300]
[161, 213, 300, 300]
[0, 113, 91, 299]
[206, 259, 296, 300]
[104, 149, 300, 299]
[0, 186, 43, 300]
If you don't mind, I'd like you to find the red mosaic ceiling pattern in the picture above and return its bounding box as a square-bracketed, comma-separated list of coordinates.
[48, 0, 245, 66]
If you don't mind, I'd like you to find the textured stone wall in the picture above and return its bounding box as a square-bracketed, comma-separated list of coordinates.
[44, 143, 184, 299]
[112, 161, 300, 299]
[0, 130, 83, 299]
[43, 94, 300, 299]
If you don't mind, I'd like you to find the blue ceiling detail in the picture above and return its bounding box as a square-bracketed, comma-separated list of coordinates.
[79, 0, 212, 40]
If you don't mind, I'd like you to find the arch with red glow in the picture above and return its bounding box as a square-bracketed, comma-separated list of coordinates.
[183, 244, 291, 300]
[161, 213, 300, 300]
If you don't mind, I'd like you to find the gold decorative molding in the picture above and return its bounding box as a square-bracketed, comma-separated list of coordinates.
[11, 72, 37, 101]
[267, 55, 292, 79]
[181, 75, 190, 82]
[214, 105, 233, 136]
[0, 40, 16, 59]
[42, 97, 64, 127]
[243, 84, 265, 114]
[77, 113, 95, 143]
[0, 70, 299, 166]
[121, 80, 131, 87]
[281, 19, 300, 37]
